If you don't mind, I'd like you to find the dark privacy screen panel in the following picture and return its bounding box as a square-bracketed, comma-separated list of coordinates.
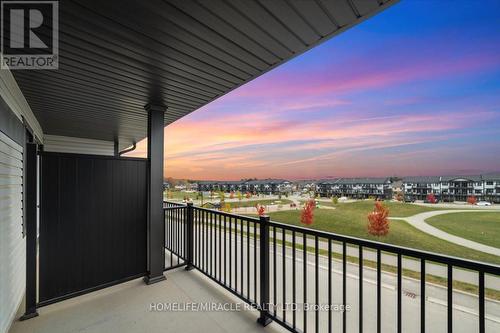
[39, 152, 147, 303]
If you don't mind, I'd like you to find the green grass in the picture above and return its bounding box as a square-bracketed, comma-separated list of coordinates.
[264, 201, 500, 265]
[227, 199, 293, 209]
[427, 212, 500, 248]
[164, 190, 200, 200]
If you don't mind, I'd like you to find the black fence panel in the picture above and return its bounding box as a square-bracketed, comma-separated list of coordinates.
[39, 152, 147, 305]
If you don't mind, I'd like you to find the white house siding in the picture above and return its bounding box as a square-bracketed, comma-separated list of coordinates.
[0, 69, 43, 143]
[0, 130, 25, 333]
[44, 134, 114, 156]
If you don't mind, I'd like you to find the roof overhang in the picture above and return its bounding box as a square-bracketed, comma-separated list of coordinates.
[11, 0, 398, 149]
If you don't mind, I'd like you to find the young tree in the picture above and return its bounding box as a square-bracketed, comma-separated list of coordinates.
[229, 191, 234, 199]
[256, 204, 266, 216]
[221, 202, 232, 213]
[301, 199, 316, 225]
[332, 196, 338, 205]
[246, 192, 251, 199]
[218, 190, 225, 203]
[467, 196, 477, 205]
[367, 201, 390, 236]
[426, 193, 437, 204]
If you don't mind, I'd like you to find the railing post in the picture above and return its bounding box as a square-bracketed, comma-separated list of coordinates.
[257, 215, 272, 326]
[185, 202, 195, 271]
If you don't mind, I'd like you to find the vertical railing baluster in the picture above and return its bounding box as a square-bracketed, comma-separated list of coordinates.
[205, 210, 209, 273]
[254, 221, 257, 303]
[292, 230, 297, 331]
[397, 253, 402, 333]
[377, 249, 381, 333]
[177, 208, 180, 264]
[315, 236, 319, 333]
[304, 234, 307, 333]
[421, 259, 426, 333]
[273, 226, 277, 317]
[169, 209, 173, 266]
[359, 246, 363, 333]
[447, 265, 453, 333]
[328, 239, 332, 333]
[229, 216, 232, 288]
[210, 211, 213, 276]
[257, 215, 272, 326]
[479, 271, 485, 333]
[247, 220, 250, 298]
[185, 203, 194, 270]
[219, 213, 222, 280]
[241, 218, 244, 296]
[343, 242, 347, 333]
[214, 211, 217, 279]
[235, 218, 238, 292]
[224, 215, 227, 285]
[283, 228, 287, 323]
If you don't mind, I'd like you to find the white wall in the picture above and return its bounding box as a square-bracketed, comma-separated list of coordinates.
[0, 69, 43, 143]
[44, 135, 114, 156]
[0, 131, 25, 333]
[0, 67, 42, 333]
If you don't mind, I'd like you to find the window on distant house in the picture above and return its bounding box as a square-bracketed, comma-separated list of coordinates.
[486, 181, 494, 185]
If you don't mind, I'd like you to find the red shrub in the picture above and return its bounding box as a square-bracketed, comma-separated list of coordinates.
[426, 193, 437, 204]
[301, 199, 316, 225]
[467, 196, 477, 205]
[256, 204, 266, 216]
[367, 201, 390, 236]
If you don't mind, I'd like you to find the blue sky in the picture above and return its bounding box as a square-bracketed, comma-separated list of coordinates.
[130, 0, 500, 180]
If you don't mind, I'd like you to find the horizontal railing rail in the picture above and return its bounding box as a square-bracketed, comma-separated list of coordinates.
[164, 205, 500, 333]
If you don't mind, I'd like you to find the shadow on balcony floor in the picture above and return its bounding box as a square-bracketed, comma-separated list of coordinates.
[10, 268, 287, 333]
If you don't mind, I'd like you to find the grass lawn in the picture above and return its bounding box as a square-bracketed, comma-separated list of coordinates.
[265, 201, 500, 265]
[228, 199, 293, 208]
[303, 200, 445, 216]
[427, 212, 500, 248]
[164, 190, 200, 200]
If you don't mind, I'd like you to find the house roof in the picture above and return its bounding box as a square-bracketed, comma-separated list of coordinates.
[441, 175, 483, 182]
[402, 176, 441, 183]
[481, 174, 500, 181]
[10, 0, 397, 149]
[334, 177, 390, 185]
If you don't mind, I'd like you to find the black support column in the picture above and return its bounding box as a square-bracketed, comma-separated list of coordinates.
[20, 143, 38, 320]
[144, 103, 167, 284]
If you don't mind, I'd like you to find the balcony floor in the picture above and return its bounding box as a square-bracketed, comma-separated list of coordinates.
[10, 268, 287, 333]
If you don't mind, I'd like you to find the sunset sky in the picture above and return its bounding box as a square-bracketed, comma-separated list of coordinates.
[128, 1, 500, 181]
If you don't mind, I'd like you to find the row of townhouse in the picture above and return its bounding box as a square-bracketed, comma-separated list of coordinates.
[317, 178, 393, 199]
[402, 174, 500, 202]
[197, 179, 293, 194]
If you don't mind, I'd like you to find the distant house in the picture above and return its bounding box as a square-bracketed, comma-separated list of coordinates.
[196, 179, 291, 194]
[247, 179, 291, 194]
[402, 174, 500, 202]
[401, 176, 441, 201]
[482, 174, 500, 203]
[319, 178, 392, 199]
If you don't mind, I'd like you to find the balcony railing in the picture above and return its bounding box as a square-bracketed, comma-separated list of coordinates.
[164, 201, 500, 333]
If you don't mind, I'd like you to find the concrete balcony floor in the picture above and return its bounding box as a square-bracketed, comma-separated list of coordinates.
[10, 268, 287, 333]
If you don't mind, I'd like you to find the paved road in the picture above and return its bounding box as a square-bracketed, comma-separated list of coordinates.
[391, 210, 500, 256]
[166, 219, 500, 333]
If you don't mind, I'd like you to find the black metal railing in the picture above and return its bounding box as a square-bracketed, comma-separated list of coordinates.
[164, 202, 187, 270]
[164, 202, 500, 333]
